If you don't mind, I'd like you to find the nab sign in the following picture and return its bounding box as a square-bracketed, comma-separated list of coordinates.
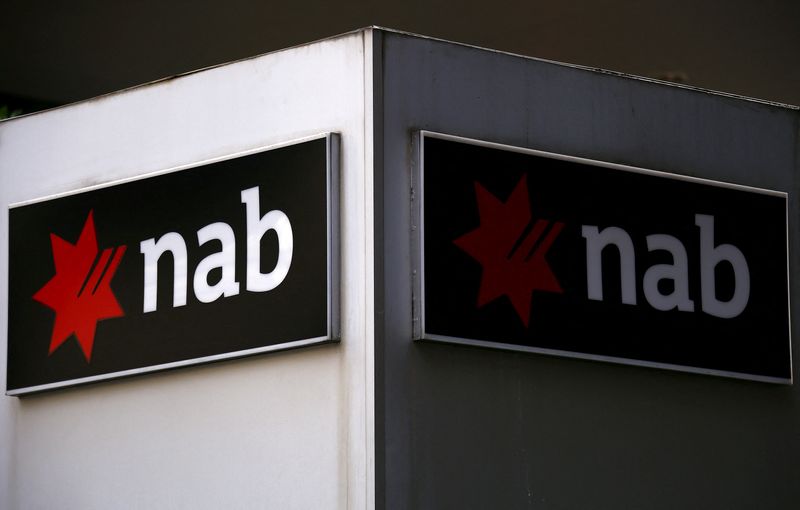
[418, 132, 791, 383]
[7, 135, 339, 395]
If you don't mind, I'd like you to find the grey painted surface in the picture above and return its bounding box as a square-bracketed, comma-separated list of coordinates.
[375, 30, 800, 509]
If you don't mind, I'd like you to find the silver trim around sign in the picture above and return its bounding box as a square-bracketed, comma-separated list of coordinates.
[8, 132, 341, 396]
[6, 336, 335, 396]
[420, 131, 787, 197]
[327, 134, 341, 341]
[423, 333, 792, 385]
[9, 132, 337, 209]
[414, 130, 792, 385]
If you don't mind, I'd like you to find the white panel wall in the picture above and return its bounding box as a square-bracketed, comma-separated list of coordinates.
[0, 31, 374, 509]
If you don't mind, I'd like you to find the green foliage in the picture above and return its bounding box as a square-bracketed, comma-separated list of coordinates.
[0, 104, 23, 120]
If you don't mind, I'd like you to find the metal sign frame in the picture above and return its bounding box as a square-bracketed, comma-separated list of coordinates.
[413, 130, 792, 384]
[7, 133, 340, 395]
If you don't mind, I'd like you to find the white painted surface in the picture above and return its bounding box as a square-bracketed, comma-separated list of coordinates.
[0, 31, 374, 509]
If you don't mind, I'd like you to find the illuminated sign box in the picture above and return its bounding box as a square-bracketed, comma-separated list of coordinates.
[7, 134, 339, 395]
[417, 132, 791, 383]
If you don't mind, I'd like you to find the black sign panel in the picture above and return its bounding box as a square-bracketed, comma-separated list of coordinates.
[7, 135, 338, 395]
[419, 132, 791, 383]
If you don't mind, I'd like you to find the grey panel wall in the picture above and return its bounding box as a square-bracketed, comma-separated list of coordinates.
[375, 30, 800, 509]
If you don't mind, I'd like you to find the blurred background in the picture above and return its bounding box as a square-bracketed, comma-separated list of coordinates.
[2, 0, 798, 117]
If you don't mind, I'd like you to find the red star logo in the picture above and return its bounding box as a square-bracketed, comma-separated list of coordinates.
[32, 211, 127, 362]
[454, 175, 564, 327]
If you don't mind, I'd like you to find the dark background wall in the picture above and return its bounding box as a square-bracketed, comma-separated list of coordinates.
[2, 0, 799, 113]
